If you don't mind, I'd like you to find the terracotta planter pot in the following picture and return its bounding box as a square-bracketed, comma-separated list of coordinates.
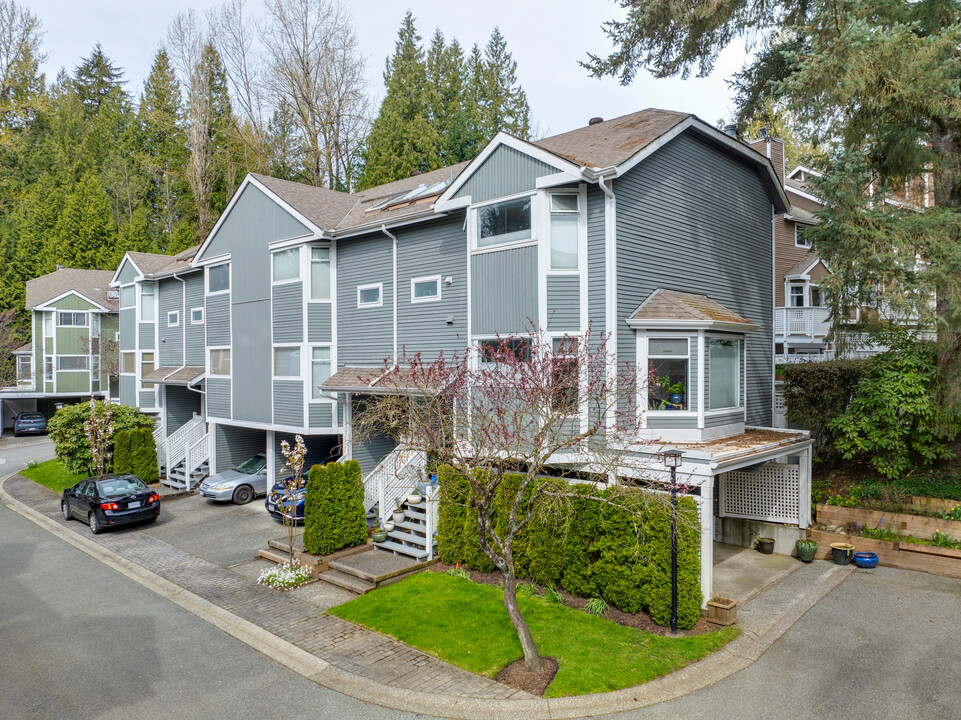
[707, 597, 738, 626]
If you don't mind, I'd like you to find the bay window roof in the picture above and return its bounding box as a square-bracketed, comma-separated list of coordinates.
[627, 289, 757, 333]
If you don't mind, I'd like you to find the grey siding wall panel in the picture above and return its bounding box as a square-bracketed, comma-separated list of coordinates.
[705, 410, 743, 428]
[207, 378, 231, 418]
[587, 185, 606, 339]
[307, 303, 332, 343]
[184, 273, 205, 366]
[471, 246, 537, 335]
[614, 131, 773, 427]
[158, 280, 184, 366]
[119, 309, 135, 351]
[139, 322, 155, 351]
[117, 262, 140, 285]
[272, 282, 303, 343]
[336, 234, 393, 367]
[165, 385, 201, 435]
[232, 300, 271, 423]
[139, 389, 155, 408]
[396, 215, 468, 359]
[546, 275, 579, 331]
[206, 295, 230, 346]
[273, 379, 304, 427]
[309, 402, 334, 428]
[452, 145, 555, 203]
[215, 424, 266, 473]
[353, 431, 396, 477]
[119, 375, 136, 406]
[648, 415, 697, 430]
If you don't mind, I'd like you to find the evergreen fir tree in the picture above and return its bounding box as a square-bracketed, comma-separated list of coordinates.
[478, 28, 531, 140]
[117, 206, 156, 254]
[52, 174, 118, 269]
[426, 32, 473, 164]
[267, 97, 304, 182]
[73, 44, 126, 119]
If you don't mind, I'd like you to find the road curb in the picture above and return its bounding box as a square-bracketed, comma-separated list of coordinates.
[0, 471, 851, 719]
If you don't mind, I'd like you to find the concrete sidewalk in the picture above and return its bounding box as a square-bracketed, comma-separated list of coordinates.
[1, 472, 853, 719]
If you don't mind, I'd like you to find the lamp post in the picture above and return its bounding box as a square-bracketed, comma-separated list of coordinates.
[663, 449, 683, 634]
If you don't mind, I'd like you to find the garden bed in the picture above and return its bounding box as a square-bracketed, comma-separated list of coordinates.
[806, 528, 961, 579]
[816, 503, 961, 541]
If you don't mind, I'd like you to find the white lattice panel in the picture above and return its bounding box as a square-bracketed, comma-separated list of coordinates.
[721, 463, 800, 524]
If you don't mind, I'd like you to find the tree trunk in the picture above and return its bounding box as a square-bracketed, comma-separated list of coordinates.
[501, 565, 542, 671]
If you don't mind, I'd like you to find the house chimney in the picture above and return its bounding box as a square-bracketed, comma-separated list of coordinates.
[409, 169, 422, 177]
[747, 136, 785, 185]
[588, 116, 604, 126]
[723, 123, 738, 138]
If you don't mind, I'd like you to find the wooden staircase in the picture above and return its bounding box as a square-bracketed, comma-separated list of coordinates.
[375, 497, 435, 561]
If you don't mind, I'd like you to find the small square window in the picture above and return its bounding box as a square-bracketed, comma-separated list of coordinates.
[167, 310, 180, 327]
[357, 283, 382, 308]
[411, 276, 440, 303]
[121, 352, 135, 374]
[795, 226, 812, 248]
[209, 349, 230, 376]
[274, 346, 301, 377]
[191, 307, 204, 324]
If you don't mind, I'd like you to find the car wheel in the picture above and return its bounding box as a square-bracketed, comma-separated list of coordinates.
[232, 485, 254, 505]
[62, 500, 71, 521]
[88, 512, 102, 535]
[13, 430, 19, 437]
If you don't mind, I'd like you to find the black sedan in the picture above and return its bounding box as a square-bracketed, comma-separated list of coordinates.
[13, 411, 47, 437]
[61, 474, 160, 534]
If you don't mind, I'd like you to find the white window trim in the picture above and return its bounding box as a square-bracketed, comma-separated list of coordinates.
[57, 311, 88, 327]
[207, 263, 230, 296]
[795, 225, 812, 248]
[706, 334, 743, 412]
[273, 345, 302, 378]
[547, 190, 583, 274]
[167, 310, 180, 327]
[645, 335, 695, 417]
[309, 343, 333, 402]
[190, 307, 204, 325]
[309, 244, 333, 303]
[271, 246, 302, 285]
[357, 283, 383, 308]
[57, 355, 90, 372]
[469, 191, 538, 254]
[208, 346, 231, 378]
[120, 351, 136, 375]
[410, 275, 442, 304]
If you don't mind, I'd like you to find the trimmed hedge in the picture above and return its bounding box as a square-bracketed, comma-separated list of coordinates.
[303, 460, 367, 556]
[436, 466, 702, 629]
[113, 428, 159, 484]
[46, 401, 154, 476]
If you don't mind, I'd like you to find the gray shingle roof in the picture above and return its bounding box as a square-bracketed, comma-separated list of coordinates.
[787, 206, 818, 225]
[126, 245, 201, 278]
[25, 268, 118, 311]
[629, 289, 755, 329]
[785, 254, 823, 277]
[142, 366, 205, 384]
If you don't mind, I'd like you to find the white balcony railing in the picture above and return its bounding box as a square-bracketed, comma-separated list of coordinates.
[774, 306, 831, 339]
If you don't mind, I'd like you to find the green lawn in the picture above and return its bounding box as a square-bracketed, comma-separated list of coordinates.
[329, 571, 739, 697]
[20, 459, 85, 493]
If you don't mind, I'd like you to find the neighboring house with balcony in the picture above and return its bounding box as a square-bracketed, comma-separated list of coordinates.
[0, 268, 118, 435]
[164, 108, 814, 604]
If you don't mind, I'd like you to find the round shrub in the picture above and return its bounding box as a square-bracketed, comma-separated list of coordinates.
[46, 401, 153, 476]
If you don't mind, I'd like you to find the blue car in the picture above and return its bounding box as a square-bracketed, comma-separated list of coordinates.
[265, 478, 306, 523]
[13, 412, 47, 437]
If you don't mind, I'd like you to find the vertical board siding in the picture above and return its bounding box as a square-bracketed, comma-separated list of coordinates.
[207, 377, 231, 418]
[546, 275, 580, 331]
[396, 214, 468, 359]
[309, 402, 334, 428]
[158, 279, 184, 366]
[273, 379, 304, 427]
[272, 282, 304, 344]
[336, 234, 393, 367]
[50, 295, 97, 311]
[56, 373, 88, 393]
[471, 245, 538, 335]
[139, 322, 155, 351]
[232, 300, 271, 424]
[119, 375, 136, 406]
[120, 309, 135, 351]
[206, 294, 230, 346]
[587, 185, 606, 339]
[614, 131, 773, 426]
[452, 145, 555, 203]
[55, 327, 86, 355]
[307, 303, 332, 343]
[165, 385, 201, 435]
[215, 424, 266, 472]
[184, 273, 205, 366]
[117, 261, 140, 285]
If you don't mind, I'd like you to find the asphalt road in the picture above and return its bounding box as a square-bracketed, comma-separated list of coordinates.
[0, 436, 55, 474]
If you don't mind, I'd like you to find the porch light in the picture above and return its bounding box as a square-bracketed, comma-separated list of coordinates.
[662, 449, 682, 468]
[663, 449, 683, 634]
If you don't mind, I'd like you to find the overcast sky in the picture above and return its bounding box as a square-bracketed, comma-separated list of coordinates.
[28, 0, 748, 137]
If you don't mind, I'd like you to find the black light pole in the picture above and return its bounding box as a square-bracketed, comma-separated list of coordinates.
[663, 449, 683, 635]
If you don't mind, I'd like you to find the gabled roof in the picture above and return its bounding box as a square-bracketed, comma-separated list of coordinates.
[785, 254, 828, 278]
[112, 246, 200, 285]
[26, 269, 118, 311]
[627, 289, 757, 332]
[13, 342, 31, 354]
[785, 177, 821, 204]
[785, 206, 818, 225]
[249, 174, 358, 231]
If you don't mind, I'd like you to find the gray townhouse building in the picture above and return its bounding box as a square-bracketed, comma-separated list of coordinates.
[114, 109, 814, 602]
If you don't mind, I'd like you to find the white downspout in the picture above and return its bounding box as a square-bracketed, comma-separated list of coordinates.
[598, 174, 617, 441]
[382, 224, 398, 364]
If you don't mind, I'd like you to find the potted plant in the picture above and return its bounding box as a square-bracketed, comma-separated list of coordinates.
[706, 595, 737, 626]
[393, 500, 405, 524]
[666, 380, 685, 410]
[755, 533, 775, 554]
[371, 524, 387, 543]
[407, 491, 423, 504]
[795, 538, 818, 563]
[830, 542, 854, 565]
[383, 519, 395, 532]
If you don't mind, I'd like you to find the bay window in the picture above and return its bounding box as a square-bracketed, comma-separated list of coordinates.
[708, 338, 739, 410]
[648, 338, 689, 411]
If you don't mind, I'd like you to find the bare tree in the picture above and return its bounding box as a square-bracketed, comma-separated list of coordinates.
[353, 331, 669, 673]
[261, 0, 369, 190]
[0, 0, 45, 101]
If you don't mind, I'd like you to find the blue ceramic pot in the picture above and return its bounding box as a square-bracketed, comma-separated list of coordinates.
[853, 551, 878, 569]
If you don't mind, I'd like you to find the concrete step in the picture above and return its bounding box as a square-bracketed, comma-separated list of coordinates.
[321, 568, 376, 595]
[161, 478, 187, 490]
[374, 538, 429, 561]
[257, 547, 294, 565]
[328, 559, 375, 581]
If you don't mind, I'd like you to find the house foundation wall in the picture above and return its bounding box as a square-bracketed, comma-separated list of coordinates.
[714, 516, 806, 556]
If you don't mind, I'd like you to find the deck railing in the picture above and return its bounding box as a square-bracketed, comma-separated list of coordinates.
[774, 306, 831, 339]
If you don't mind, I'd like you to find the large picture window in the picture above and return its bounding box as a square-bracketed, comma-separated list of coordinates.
[58, 356, 88, 371]
[648, 338, 689, 411]
[708, 338, 740, 410]
[310, 247, 331, 300]
[476, 197, 532, 248]
[549, 194, 579, 269]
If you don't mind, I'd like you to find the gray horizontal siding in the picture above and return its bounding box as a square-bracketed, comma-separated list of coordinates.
[452, 145, 555, 204]
[309, 402, 334, 428]
[273, 379, 304, 427]
[158, 280, 184, 366]
[232, 300, 271, 424]
[614, 130, 773, 427]
[336, 233, 393, 367]
[307, 303, 332, 343]
[207, 377, 231, 418]
[165, 385, 201, 435]
[139, 389, 155, 408]
[647, 415, 697, 430]
[119, 374, 136, 406]
[471, 245, 538, 335]
[117, 261, 140, 285]
[215, 424, 266, 473]
[119, 309, 135, 351]
[206, 294, 230, 346]
[139, 322, 155, 351]
[587, 185, 606, 340]
[546, 275, 579, 331]
[705, 409, 744, 428]
[272, 282, 303, 344]
[354, 432, 396, 477]
[184, 273, 205, 366]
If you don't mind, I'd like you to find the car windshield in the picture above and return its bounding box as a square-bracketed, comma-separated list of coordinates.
[97, 476, 149, 498]
[235, 455, 266, 475]
[20, 413, 44, 420]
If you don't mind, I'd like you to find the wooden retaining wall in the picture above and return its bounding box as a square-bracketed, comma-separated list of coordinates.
[815, 503, 961, 542]
[806, 529, 961, 580]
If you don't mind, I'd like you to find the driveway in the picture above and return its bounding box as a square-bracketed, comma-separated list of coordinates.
[0, 436, 55, 473]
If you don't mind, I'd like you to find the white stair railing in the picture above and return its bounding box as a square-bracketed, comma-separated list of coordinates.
[153, 425, 167, 471]
[379, 450, 427, 524]
[424, 483, 439, 560]
[184, 433, 209, 490]
[166, 415, 206, 474]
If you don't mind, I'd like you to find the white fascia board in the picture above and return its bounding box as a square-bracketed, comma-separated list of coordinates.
[625, 318, 758, 333]
[268, 234, 320, 251]
[786, 185, 822, 204]
[535, 171, 583, 189]
[110, 254, 143, 287]
[787, 165, 823, 180]
[783, 212, 818, 226]
[432, 195, 471, 212]
[192, 252, 232, 269]
[34, 290, 111, 313]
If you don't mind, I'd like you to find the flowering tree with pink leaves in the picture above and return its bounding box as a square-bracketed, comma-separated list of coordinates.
[83, 395, 115, 477]
[353, 330, 666, 673]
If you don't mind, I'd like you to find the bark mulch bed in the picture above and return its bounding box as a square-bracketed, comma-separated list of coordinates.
[495, 657, 559, 697]
[431, 563, 715, 637]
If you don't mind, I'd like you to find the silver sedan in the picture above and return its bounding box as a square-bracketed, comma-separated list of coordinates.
[198, 453, 268, 505]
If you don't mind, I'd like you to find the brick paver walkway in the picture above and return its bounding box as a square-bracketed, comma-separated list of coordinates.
[8, 476, 523, 700]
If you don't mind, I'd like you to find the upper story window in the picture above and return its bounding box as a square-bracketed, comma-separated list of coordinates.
[16, 355, 31, 384]
[795, 226, 812, 248]
[191, 307, 204, 324]
[208, 264, 229, 294]
[272, 247, 300, 283]
[274, 346, 301, 377]
[311, 346, 331, 399]
[209, 348, 230, 376]
[121, 352, 135, 374]
[167, 310, 180, 327]
[44, 357, 53, 382]
[57, 311, 87, 327]
[708, 338, 740, 410]
[43, 312, 53, 337]
[310, 247, 331, 300]
[411, 276, 440, 303]
[58, 356, 88, 371]
[141, 351, 155, 389]
[648, 338, 689, 411]
[790, 284, 805, 307]
[140, 284, 156, 322]
[476, 197, 532, 248]
[357, 283, 382, 308]
[549, 194, 579, 270]
[120, 285, 135, 308]
[478, 337, 531, 364]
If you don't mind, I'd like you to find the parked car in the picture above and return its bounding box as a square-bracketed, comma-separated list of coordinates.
[13, 411, 47, 437]
[198, 453, 268, 505]
[61, 474, 160, 534]
[265, 478, 306, 523]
